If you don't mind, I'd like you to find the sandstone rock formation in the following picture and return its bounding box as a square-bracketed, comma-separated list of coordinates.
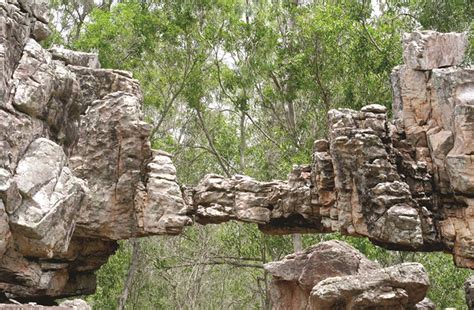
[192, 30, 474, 269]
[391, 31, 473, 268]
[0, 0, 191, 302]
[264, 240, 432, 310]
[0, 0, 473, 303]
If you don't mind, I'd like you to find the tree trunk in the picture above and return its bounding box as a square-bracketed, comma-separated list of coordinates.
[195, 108, 232, 177]
[239, 111, 246, 173]
[292, 234, 302, 252]
[118, 239, 141, 310]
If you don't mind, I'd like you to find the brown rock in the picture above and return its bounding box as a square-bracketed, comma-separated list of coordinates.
[265, 241, 431, 310]
[0, 0, 473, 302]
[264, 240, 380, 310]
[309, 262, 430, 310]
[402, 31, 468, 70]
[0, 0, 190, 300]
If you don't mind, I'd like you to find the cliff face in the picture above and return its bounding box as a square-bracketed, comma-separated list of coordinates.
[0, 0, 473, 302]
[0, 0, 191, 300]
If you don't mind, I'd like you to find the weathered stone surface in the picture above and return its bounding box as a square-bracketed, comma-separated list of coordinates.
[9, 138, 86, 258]
[0, 200, 10, 257]
[193, 169, 323, 233]
[391, 47, 474, 267]
[134, 151, 192, 235]
[49, 46, 100, 69]
[403, 31, 468, 70]
[265, 241, 431, 310]
[414, 298, 436, 310]
[309, 262, 429, 309]
[58, 299, 91, 310]
[0, 0, 473, 303]
[0, 0, 190, 301]
[264, 240, 380, 309]
[193, 102, 437, 251]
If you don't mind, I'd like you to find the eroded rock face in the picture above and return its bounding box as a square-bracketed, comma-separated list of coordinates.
[192, 30, 474, 269]
[391, 32, 474, 268]
[310, 263, 430, 310]
[0, 0, 191, 301]
[264, 240, 380, 309]
[264, 241, 431, 310]
[0, 0, 473, 302]
[9, 138, 86, 258]
[402, 31, 468, 70]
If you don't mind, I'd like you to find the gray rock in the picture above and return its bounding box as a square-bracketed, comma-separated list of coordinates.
[59, 299, 91, 310]
[0, 0, 191, 299]
[309, 262, 430, 310]
[264, 240, 380, 310]
[413, 297, 436, 310]
[403, 31, 468, 70]
[0, 0, 473, 302]
[49, 46, 100, 68]
[9, 138, 86, 258]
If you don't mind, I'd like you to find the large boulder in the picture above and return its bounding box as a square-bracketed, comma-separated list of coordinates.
[309, 263, 430, 309]
[265, 241, 431, 310]
[264, 240, 380, 310]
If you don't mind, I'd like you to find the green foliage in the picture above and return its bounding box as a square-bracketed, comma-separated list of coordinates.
[421, 253, 472, 309]
[403, 0, 473, 33]
[86, 241, 129, 310]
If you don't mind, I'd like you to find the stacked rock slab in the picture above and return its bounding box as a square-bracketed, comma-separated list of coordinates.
[264, 240, 433, 310]
[192, 31, 474, 268]
[391, 31, 473, 267]
[0, 0, 191, 301]
[1, 0, 474, 302]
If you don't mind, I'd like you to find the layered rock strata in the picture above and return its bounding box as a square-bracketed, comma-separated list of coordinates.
[0, 0, 190, 301]
[0, 0, 473, 302]
[264, 240, 433, 310]
[391, 31, 473, 268]
[192, 30, 474, 269]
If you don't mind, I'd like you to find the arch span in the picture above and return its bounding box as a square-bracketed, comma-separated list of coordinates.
[0, 0, 472, 301]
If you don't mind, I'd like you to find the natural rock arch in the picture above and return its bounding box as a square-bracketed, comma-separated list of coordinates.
[0, 0, 473, 304]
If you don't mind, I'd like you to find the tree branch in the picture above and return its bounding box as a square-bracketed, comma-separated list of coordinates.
[195, 109, 232, 177]
[160, 260, 263, 270]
